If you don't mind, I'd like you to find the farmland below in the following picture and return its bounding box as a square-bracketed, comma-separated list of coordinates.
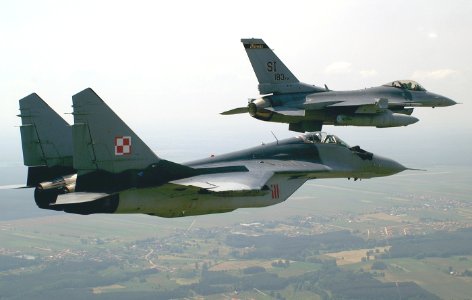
[1, 165, 471, 299]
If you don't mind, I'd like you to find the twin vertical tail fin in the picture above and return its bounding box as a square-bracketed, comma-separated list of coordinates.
[71, 88, 160, 175]
[71, 88, 196, 192]
[18, 94, 75, 186]
[241, 38, 323, 94]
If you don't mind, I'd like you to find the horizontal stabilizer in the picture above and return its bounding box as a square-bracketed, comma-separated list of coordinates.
[221, 107, 248, 115]
[0, 184, 27, 190]
[55, 192, 110, 205]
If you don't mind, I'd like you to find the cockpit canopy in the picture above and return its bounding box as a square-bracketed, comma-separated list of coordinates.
[299, 132, 350, 147]
[383, 80, 426, 91]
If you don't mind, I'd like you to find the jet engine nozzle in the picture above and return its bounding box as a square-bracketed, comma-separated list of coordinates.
[38, 174, 77, 191]
[34, 174, 77, 210]
[248, 98, 273, 120]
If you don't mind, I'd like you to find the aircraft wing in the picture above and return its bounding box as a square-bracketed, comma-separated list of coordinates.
[173, 160, 331, 192]
[304, 93, 390, 112]
[171, 170, 273, 192]
[324, 98, 387, 112]
[265, 107, 306, 117]
[305, 93, 420, 113]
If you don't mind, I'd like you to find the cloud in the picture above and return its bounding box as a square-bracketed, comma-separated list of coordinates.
[411, 69, 457, 80]
[324, 61, 352, 74]
[359, 69, 378, 77]
[416, 27, 438, 39]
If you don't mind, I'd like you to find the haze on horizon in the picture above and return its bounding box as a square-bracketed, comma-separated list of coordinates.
[1, 0, 471, 169]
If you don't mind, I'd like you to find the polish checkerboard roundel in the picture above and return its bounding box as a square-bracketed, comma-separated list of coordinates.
[115, 136, 131, 156]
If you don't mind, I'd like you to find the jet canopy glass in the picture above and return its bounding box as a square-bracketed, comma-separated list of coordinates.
[383, 80, 426, 91]
[299, 132, 350, 147]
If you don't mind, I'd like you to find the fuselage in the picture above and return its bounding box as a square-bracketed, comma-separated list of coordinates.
[36, 133, 406, 218]
[246, 82, 456, 131]
[113, 133, 406, 217]
[185, 133, 403, 179]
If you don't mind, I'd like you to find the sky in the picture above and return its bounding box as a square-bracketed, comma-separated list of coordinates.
[1, 0, 471, 171]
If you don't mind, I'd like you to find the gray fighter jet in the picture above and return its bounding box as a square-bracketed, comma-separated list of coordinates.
[222, 38, 457, 132]
[19, 89, 407, 218]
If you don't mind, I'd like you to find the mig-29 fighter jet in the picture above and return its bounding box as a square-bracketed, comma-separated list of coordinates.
[19, 88, 408, 218]
[222, 38, 457, 132]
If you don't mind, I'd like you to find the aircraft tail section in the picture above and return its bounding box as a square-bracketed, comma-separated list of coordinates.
[18, 93, 75, 186]
[19, 93, 73, 167]
[72, 88, 160, 174]
[241, 38, 322, 94]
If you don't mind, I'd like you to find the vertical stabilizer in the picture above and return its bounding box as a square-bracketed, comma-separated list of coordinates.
[18, 93, 74, 186]
[18, 93, 73, 168]
[72, 88, 160, 174]
[241, 38, 322, 94]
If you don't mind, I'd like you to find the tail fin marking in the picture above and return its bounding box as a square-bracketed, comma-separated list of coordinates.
[241, 38, 299, 86]
[72, 88, 159, 174]
[241, 38, 323, 94]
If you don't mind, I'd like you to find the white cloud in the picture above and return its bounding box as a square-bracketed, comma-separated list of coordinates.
[411, 69, 457, 80]
[359, 69, 378, 77]
[324, 61, 352, 74]
[417, 27, 438, 39]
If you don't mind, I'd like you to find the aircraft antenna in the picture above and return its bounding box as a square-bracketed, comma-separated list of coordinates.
[271, 131, 279, 145]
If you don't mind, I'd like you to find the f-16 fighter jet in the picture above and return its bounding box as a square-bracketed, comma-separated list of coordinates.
[19, 89, 407, 218]
[222, 38, 456, 132]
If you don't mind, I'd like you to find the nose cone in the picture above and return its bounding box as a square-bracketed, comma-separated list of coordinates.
[372, 155, 407, 177]
[424, 92, 457, 107]
[439, 96, 457, 107]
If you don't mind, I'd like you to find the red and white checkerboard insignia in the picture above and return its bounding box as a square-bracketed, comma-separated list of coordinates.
[115, 136, 132, 156]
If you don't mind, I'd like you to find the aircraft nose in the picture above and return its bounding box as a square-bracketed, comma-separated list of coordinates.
[430, 93, 457, 107]
[372, 155, 407, 176]
[439, 96, 457, 107]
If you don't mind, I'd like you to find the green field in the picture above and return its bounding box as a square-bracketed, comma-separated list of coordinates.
[0, 165, 471, 299]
